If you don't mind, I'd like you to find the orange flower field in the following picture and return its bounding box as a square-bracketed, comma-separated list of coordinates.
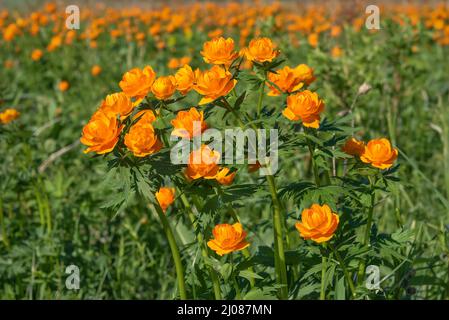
[1, 0, 449, 302]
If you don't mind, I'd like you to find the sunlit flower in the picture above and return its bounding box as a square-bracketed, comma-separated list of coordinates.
[99, 92, 134, 120]
[295, 204, 339, 243]
[156, 187, 176, 212]
[80, 111, 123, 154]
[175, 64, 195, 95]
[151, 76, 177, 100]
[283, 90, 325, 128]
[360, 138, 398, 169]
[201, 37, 239, 65]
[91, 65, 102, 76]
[342, 137, 365, 156]
[124, 122, 163, 157]
[243, 37, 279, 63]
[185, 144, 220, 180]
[207, 223, 250, 256]
[119, 66, 156, 99]
[171, 107, 207, 139]
[0, 108, 20, 124]
[194, 65, 236, 105]
[58, 80, 70, 92]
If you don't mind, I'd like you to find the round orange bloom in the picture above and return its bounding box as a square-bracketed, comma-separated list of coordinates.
[207, 223, 250, 256]
[171, 107, 207, 139]
[151, 76, 177, 100]
[156, 187, 175, 212]
[293, 64, 316, 85]
[194, 66, 237, 105]
[215, 167, 236, 186]
[119, 66, 156, 99]
[283, 90, 325, 128]
[295, 204, 339, 243]
[243, 37, 279, 63]
[168, 58, 179, 69]
[58, 80, 70, 92]
[99, 92, 134, 120]
[201, 37, 239, 65]
[31, 49, 43, 61]
[4, 60, 14, 69]
[185, 144, 220, 180]
[3, 23, 20, 42]
[342, 137, 365, 156]
[331, 46, 343, 58]
[124, 122, 163, 157]
[308, 33, 319, 48]
[175, 65, 195, 95]
[360, 138, 398, 169]
[91, 65, 102, 76]
[0, 108, 20, 124]
[80, 111, 123, 154]
[267, 66, 304, 96]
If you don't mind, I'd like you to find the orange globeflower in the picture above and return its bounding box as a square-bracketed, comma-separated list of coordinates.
[151, 76, 177, 100]
[331, 46, 343, 58]
[99, 92, 134, 120]
[91, 65, 102, 76]
[31, 49, 43, 61]
[201, 37, 239, 65]
[194, 65, 236, 105]
[119, 66, 156, 99]
[215, 167, 236, 185]
[295, 204, 339, 243]
[243, 37, 279, 63]
[58, 80, 70, 92]
[175, 64, 195, 95]
[80, 111, 123, 154]
[267, 66, 304, 96]
[342, 137, 365, 156]
[156, 187, 175, 212]
[360, 138, 398, 169]
[294, 64, 316, 85]
[0, 108, 20, 124]
[283, 90, 325, 128]
[124, 122, 163, 157]
[171, 107, 207, 139]
[207, 223, 250, 256]
[185, 144, 220, 180]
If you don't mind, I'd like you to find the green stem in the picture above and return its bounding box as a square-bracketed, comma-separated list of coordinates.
[256, 79, 265, 119]
[329, 243, 356, 299]
[357, 178, 376, 286]
[306, 136, 320, 186]
[180, 193, 222, 299]
[221, 97, 288, 299]
[320, 253, 327, 300]
[154, 203, 187, 299]
[230, 254, 242, 300]
[267, 175, 289, 300]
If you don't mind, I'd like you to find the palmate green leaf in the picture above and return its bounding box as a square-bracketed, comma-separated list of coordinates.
[220, 183, 262, 203]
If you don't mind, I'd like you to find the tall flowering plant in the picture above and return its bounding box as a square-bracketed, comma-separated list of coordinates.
[81, 36, 399, 300]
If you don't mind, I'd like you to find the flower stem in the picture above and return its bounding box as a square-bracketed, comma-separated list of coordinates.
[180, 193, 222, 299]
[153, 203, 187, 300]
[230, 254, 242, 300]
[357, 177, 376, 286]
[256, 79, 265, 119]
[320, 253, 327, 300]
[329, 243, 356, 299]
[221, 96, 288, 299]
[267, 174, 289, 300]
